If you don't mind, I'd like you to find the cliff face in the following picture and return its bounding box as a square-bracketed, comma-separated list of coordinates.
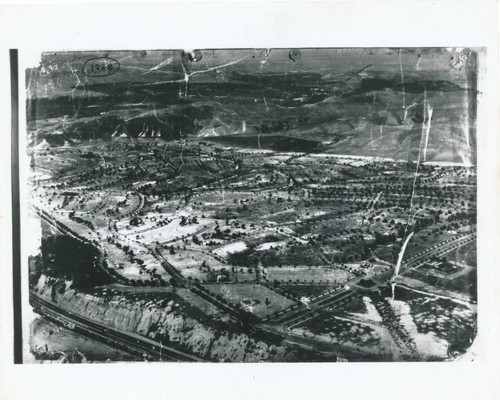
[33, 276, 291, 362]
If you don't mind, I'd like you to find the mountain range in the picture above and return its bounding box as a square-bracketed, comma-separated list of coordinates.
[26, 48, 480, 164]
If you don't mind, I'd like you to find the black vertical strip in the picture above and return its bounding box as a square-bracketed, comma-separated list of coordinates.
[10, 49, 23, 364]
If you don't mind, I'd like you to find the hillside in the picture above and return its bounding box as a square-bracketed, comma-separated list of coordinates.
[26, 48, 480, 164]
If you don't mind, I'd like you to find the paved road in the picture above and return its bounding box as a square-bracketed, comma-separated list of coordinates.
[271, 289, 362, 327]
[400, 231, 476, 272]
[267, 230, 476, 327]
[30, 202, 476, 362]
[30, 292, 203, 362]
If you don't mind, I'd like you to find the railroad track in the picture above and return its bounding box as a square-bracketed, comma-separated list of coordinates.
[272, 289, 359, 326]
[30, 292, 203, 362]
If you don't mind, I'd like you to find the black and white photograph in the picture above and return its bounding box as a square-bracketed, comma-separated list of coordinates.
[25, 47, 481, 363]
[1, 2, 499, 400]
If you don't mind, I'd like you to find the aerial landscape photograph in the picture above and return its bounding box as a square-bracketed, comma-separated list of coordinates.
[25, 47, 480, 363]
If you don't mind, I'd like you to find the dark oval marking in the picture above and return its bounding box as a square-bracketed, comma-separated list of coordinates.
[82, 57, 120, 77]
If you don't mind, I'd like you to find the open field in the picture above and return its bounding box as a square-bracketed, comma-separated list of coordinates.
[25, 47, 480, 363]
[205, 283, 296, 318]
[266, 265, 353, 284]
[28, 137, 477, 362]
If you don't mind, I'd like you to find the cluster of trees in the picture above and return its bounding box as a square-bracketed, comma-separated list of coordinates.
[180, 215, 198, 226]
[105, 237, 165, 285]
[68, 211, 95, 231]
